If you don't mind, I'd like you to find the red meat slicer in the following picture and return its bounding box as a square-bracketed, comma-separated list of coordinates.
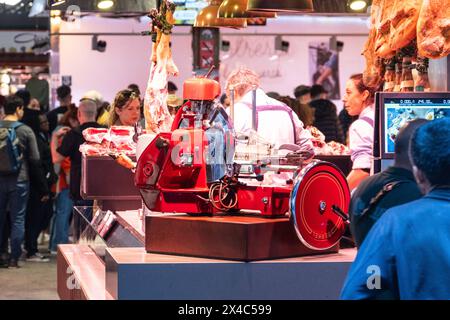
[135, 75, 350, 251]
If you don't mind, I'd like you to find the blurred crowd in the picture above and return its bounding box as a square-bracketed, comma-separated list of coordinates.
[0, 82, 151, 268]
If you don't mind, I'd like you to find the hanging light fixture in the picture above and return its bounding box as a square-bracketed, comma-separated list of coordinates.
[247, 0, 314, 12]
[97, 0, 115, 10]
[48, 0, 66, 7]
[194, 0, 222, 27]
[194, 0, 247, 28]
[0, 0, 21, 5]
[348, 0, 368, 11]
[50, 9, 62, 25]
[216, 16, 248, 28]
[217, 0, 276, 19]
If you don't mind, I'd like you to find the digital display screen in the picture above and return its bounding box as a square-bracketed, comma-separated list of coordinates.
[383, 98, 450, 154]
[173, 0, 208, 25]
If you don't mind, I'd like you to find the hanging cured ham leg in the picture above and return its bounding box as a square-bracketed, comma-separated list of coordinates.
[374, 0, 395, 58]
[362, 0, 384, 87]
[417, 0, 450, 59]
[144, 0, 179, 133]
[164, 7, 179, 76]
[389, 0, 423, 51]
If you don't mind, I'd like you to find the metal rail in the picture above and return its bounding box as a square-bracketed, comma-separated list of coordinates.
[50, 32, 368, 37]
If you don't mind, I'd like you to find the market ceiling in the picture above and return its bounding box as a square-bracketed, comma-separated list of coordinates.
[0, 0, 369, 31]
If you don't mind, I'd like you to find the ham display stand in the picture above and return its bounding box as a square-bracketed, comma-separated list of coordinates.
[57, 155, 356, 300]
[145, 214, 338, 261]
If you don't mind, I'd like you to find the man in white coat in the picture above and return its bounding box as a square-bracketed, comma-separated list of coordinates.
[224, 66, 314, 159]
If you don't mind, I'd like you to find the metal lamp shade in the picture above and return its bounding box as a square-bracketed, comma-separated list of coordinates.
[194, 0, 222, 27]
[218, 0, 277, 18]
[248, 0, 314, 12]
[194, 0, 247, 28]
[216, 17, 248, 28]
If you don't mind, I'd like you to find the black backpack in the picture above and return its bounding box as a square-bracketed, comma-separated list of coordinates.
[0, 122, 23, 175]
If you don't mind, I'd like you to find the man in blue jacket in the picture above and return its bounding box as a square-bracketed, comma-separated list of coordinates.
[341, 117, 450, 299]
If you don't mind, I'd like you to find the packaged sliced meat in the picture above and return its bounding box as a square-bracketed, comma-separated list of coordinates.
[110, 143, 136, 154]
[91, 209, 105, 229]
[79, 143, 108, 156]
[80, 126, 137, 156]
[109, 126, 134, 137]
[96, 210, 111, 234]
[82, 128, 109, 144]
[109, 126, 136, 155]
[98, 211, 117, 238]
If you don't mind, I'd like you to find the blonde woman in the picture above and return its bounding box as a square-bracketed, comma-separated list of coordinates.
[108, 89, 141, 127]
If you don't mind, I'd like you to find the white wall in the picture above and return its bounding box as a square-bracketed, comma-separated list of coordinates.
[59, 16, 190, 104]
[58, 15, 369, 110]
[219, 16, 369, 111]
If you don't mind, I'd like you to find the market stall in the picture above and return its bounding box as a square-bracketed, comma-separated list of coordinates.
[56, 0, 450, 300]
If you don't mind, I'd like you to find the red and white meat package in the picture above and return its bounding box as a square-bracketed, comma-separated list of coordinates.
[80, 126, 136, 156]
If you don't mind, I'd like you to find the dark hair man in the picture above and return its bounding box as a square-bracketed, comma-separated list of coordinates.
[0, 96, 40, 268]
[168, 81, 178, 94]
[293, 85, 311, 104]
[310, 84, 328, 101]
[341, 117, 450, 299]
[47, 85, 72, 134]
[309, 98, 344, 143]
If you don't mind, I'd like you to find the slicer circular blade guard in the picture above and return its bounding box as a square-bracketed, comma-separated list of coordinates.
[290, 161, 350, 250]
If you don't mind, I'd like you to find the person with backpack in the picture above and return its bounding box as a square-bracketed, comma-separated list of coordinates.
[348, 119, 427, 248]
[341, 118, 450, 299]
[0, 96, 40, 268]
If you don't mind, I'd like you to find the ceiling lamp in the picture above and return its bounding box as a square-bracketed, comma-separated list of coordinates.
[0, 0, 21, 5]
[50, 9, 62, 24]
[97, 0, 114, 10]
[218, 0, 276, 18]
[348, 0, 368, 11]
[247, 0, 314, 12]
[48, 0, 66, 6]
[194, 0, 247, 28]
[216, 17, 247, 28]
